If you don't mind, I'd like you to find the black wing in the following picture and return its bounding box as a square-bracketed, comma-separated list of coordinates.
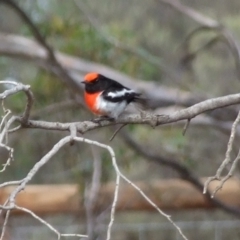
[101, 75, 141, 103]
[102, 88, 141, 103]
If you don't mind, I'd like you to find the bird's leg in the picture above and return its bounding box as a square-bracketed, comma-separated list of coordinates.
[92, 116, 115, 123]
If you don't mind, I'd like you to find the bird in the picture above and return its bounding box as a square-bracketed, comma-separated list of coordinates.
[82, 72, 143, 121]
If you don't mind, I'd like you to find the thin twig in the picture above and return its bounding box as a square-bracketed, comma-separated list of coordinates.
[0, 109, 11, 131]
[0, 144, 14, 173]
[0, 115, 18, 144]
[109, 124, 127, 141]
[73, 137, 120, 240]
[204, 110, 240, 196]
[212, 149, 240, 197]
[85, 145, 102, 239]
[75, 137, 187, 240]
[0, 180, 23, 188]
[7, 136, 73, 206]
[110, 149, 188, 240]
[159, 0, 220, 28]
[121, 130, 240, 216]
[0, 80, 34, 123]
[182, 118, 191, 135]
[180, 36, 220, 65]
[0, 136, 88, 239]
[160, 0, 240, 80]
[15, 205, 88, 239]
[0, 114, 17, 173]
[0, 210, 10, 240]
[106, 167, 120, 240]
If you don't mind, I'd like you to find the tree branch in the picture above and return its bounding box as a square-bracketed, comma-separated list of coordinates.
[160, 0, 240, 80]
[120, 130, 240, 217]
[204, 111, 240, 196]
[0, 0, 83, 93]
[12, 92, 240, 134]
[159, 0, 220, 28]
[85, 146, 102, 239]
[0, 32, 239, 121]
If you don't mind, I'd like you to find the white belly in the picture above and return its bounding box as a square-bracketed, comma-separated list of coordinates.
[96, 95, 127, 119]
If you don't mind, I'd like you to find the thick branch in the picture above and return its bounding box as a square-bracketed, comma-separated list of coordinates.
[0, 33, 238, 121]
[14, 92, 240, 133]
[0, 33, 199, 107]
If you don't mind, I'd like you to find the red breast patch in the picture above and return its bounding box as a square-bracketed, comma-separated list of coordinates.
[84, 92, 101, 114]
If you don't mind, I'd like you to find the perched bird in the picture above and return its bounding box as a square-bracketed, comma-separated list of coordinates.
[82, 73, 143, 120]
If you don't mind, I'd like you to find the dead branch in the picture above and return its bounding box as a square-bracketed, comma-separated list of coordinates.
[0, 81, 33, 123]
[0, 135, 189, 240]
[0, 93, 189, 240]
[160, 0, 240, 80]
[0, 136, 88, 239]
[0, 81, 34, 172]
[1, 79, 240, 238]
[204, 111, 240, 197]
[0, 33, 200, 108]
[0, 32, 239, 121]
[159, 0, 220, 28]
[120, 130, 240, 217]
[85, 146, 102, 239]
[15, 205, 88, 239]
[12, 92, 240, 134]
[0, 0, 82, 93]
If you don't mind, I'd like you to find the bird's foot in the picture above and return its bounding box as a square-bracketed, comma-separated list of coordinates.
[92, 116, 115, 124]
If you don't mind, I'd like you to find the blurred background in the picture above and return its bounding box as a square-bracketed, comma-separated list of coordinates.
[1, 0, 240, 239]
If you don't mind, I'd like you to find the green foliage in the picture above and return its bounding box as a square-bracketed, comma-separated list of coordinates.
[31, 71, 65, 108]
[162, 128, 186, 149]
[22, 12, 162, 80]
[224, 14, 240, 37]
[3, 92, 27, 114]
[182, 156, 197, 168]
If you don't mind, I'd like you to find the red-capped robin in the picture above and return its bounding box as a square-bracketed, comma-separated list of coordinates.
[82, 73, 143, 120]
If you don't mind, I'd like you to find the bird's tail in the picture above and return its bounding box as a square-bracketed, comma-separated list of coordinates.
[133, 94, 149, 109]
